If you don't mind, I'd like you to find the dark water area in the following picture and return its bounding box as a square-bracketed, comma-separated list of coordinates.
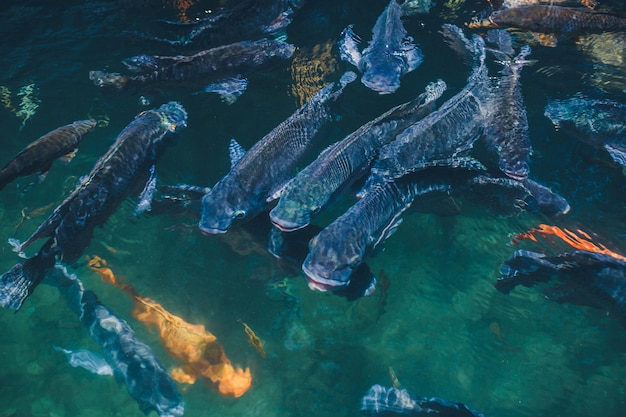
[1, 0, 626, 416]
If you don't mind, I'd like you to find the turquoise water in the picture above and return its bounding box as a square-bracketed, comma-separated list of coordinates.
[1, 1, 626, 416]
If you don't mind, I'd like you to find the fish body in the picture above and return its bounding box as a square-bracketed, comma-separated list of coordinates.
[90, 39, 295, 90]
[480, 6, 626, 34]
[483, 35, 533, 180]
[0, 102, 187, 311]
[0, 119, 96, 190]
[544, 96, 626, 168]
[302, 158, 486, 291]
[339, 0, 423, 93]
[365, 25, 489, 188]
[199, 72, 356, 235]
[497, 249, 626, 324]
[269, 79, 447, 232]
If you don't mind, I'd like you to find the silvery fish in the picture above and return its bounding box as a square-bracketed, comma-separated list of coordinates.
[269, 79, 447, 232]
[199, 71, 356, 235]
[544, 96, 626, 169]
[302, 157, 486, 291]
[90, 39, 295, 91]
[365, 24, 489, 189]
[48, 265, 184, 417]
[497, 250, 626, 325]
[483, 31, 533, 180]
[361, 384, 486, 417]
[339, 0, 423, 94]
[0, 102, 187, 311]
[0, 119, 97, 191]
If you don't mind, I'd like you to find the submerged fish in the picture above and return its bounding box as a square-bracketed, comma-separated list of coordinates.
[470, 5, 626, 35]
[303, 158, 486, 291]
[90, 39, 295, 91]
[199, 71, 356, 235]
[361, 384, 486, 417]
[269, 79, 447, 232]
[365, 24, 489, 188]
[544, 96, 626, 168]
[0, 102, 187, 311]
[339, 0, 423, 94]
[0, 119, 97, 191]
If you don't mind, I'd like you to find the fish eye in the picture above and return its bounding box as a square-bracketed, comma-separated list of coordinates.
[311, 205, 321, 214]
[348, 254, 361, 266]
[233, 209, 246, 219]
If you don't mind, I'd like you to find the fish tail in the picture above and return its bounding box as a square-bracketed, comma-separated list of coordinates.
[0, 256, 48, 311]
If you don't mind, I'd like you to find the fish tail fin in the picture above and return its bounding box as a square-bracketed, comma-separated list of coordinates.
[0, 256, 48, 311]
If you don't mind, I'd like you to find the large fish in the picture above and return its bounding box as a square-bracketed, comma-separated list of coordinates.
[0, 119, 97, 191]
[469, 5, 626, 34]
[302, 158, 487, 291]
[0, 102, 188, 311]
[364, 24, 489, 189]
[339, 0, 423, 94]
[483, 31, 533, 180]
[269, 79, 447, 232]
[544, 96, 626, 169]
[90, 38, 295, 92]
[199, 71, 356, 235]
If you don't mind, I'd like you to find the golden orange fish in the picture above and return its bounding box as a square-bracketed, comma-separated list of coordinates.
[87, 255, 252, 397]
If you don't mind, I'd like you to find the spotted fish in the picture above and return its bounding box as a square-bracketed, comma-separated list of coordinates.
[0, 102, 187, 311]
[0, 119, 96, 191]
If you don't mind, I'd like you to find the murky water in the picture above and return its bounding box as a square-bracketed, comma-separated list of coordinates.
[1, 1, 625, 416]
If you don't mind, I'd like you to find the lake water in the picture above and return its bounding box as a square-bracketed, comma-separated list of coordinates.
[1, 1, 625, 416]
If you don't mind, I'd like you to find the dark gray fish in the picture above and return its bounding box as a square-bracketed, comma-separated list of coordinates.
[0, 119, 97, 191]
[470, 5, 626, 34]
[361, 384, 486, 417]
[497, 249, 626, 325]
[302, 157, 487, 291]
[269, 79, 447, 232]
[521, 178, 570, 216]
[364, 25, 489, 188]
[90, 38, 295, 90]
[48, 265, 184, 417]
[0, 102, 187, 311]
[483, 35, 533, 180]
[129, 0, 303, 48]
[199, 71, 356, 235]
[339, 0, 423, 94]
[544, 96, 626, 168]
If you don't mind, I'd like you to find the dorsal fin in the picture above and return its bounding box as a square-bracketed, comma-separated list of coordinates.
[228, 138, 247, 168]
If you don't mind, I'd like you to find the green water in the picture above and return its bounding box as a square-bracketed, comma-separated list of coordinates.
[1, 1, 626, 416]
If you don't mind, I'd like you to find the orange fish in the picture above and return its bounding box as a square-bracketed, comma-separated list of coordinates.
[87, 255, 252, 397]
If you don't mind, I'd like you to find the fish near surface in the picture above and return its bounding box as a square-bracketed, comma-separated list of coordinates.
[0, 102, 187, 311]
[339, 0, 423, 94]
[90, 38, 295, 91]
[269, 79, 447, 232]
[199, 71, 356, 235]
[0, 119, 96, 191]
[302, 157, 487, 291]
[364, 24, 489, 189]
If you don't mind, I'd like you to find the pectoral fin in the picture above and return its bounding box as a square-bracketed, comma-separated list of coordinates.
[59, 149, 78, 164]
[339, 25, 362, 68]
[134, 166, 157, 215]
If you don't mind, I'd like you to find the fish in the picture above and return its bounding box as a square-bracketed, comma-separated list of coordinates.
[544, 96, 626, 169]
[469, 5, 626, 35]
[0, 119, 97, 191]
[53, 346, 114, 376]
[364, 24, 489, 189]
[269, 79, 447, 232]
[238, 319, 267, 359]
[483, 31, 533, 180]
[128, 0, 304, 48]
[47, 264, 184, 417]
[339, 0, 423, 94]
[303, 157, 487, 291]
[199, 71, 356, 235]
[89, 38, 295, 91]
[497, 249, 626, 324]
[0, 102, 187, 311]
[360, 384, 487, 417]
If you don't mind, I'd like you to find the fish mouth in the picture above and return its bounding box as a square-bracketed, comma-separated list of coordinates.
[301, 261, 351, 292]
[269, 213, 308, 232]
[198, 222, 228, 235]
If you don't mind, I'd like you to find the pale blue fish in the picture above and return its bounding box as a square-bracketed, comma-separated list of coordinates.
[54, 346, 114, 376]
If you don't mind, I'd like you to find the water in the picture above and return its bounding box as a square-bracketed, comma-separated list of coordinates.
[1, 0, 625, 416]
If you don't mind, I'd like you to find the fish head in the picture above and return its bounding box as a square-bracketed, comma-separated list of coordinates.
[301, 231, 363, 291]
[269, 184, 326, 231]
[199, 183, 250, 235]
[359, 53, 405, 94]
[156, 102, 188, 135]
